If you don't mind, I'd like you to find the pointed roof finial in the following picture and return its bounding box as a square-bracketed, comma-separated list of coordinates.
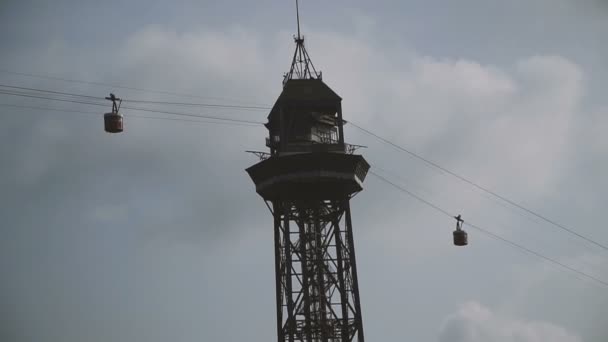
[283, 0, 322, 86]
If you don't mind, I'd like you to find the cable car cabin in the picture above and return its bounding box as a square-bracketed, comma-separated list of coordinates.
[104, 112, 123, 133]
[453, 229, 468, 246]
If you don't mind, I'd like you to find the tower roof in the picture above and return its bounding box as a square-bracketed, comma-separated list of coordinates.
[266, 79, 342, 122]
[277, 78, 341, 103]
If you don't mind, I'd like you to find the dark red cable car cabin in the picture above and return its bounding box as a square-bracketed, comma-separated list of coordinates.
[104, 112, 123, 133]
[104, 93, 123, 133]
[453, 229, 468, 246]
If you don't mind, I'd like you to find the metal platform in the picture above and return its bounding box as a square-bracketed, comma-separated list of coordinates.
[246, 152, 369, 200]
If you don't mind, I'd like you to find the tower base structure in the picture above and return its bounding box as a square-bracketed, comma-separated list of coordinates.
[248, 152, 369, 342]
[270, 198, 365, 342]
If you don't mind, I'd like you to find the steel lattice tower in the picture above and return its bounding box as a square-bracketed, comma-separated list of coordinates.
[246, 9, 370, 341]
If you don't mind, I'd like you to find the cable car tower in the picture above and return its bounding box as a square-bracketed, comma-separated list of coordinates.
[247, 2, 369, 341]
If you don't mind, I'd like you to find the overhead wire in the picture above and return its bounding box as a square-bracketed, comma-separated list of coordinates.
[372, 159, 553, 234]
[349, 121, 608, 252]
[0, 90, 108, 106]
[0, 90, 265, 125]
[2, 77, 606, 288]
[371, 162, 605, 272]
[0, 103, 261, 128]
[0, 83, 270, 111]
[122, 98, 270, 111]
[2, 77, 605, 256]
[120, 105, 264, 125]
[370, 170, 608, 289]
[0, 84, 105, 101]
[0, 69, 269, 106]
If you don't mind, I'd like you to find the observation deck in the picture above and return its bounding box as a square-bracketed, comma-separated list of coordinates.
[246, 152, 369, 200]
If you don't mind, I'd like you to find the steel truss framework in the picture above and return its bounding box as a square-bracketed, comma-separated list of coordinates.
[270, 198, 365, 342]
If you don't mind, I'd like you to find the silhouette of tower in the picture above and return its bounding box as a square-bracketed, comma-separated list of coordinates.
[246, 4, 369, 341]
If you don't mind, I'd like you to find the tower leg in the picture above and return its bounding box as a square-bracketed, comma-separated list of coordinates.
[273, 202, 284, 342]
[270, 199, 365, 341]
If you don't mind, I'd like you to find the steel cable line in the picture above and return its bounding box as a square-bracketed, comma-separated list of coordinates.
[122, 98, 270, 111]
[0, 83, 271, 111]
[3, 82, 606, 287]
[370, 170, 608, 289]
[0, 91, 265, 125]
[0, 90, 108, 106]
[0, 103, 261, 127]
[3, 79, 605, 253]
[4, 95, 604, 288]
[0, 84, 105, 101]
[372, 160, 550, 229]
[371, 164, 605, 273]
[120, 105, 264, 125]
[349, 121, 608, 252]
[0, 69, 269, 106]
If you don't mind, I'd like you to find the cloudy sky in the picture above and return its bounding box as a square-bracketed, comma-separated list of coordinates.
[1, 0, 608, 341]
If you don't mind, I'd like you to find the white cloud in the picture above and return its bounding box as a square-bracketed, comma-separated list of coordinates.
[392, 55, 582, 198]
[438, 302, 582, 342]
[121, 26, 267, 81]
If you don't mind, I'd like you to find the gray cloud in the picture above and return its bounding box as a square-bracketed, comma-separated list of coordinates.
[1, 1, 608, 342]
[438, 301, 582, 342]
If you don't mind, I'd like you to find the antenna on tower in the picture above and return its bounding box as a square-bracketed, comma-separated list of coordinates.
[296, 0, 302, 40]
[296, 0, 300, 39]
[283, 0, 321, 86]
